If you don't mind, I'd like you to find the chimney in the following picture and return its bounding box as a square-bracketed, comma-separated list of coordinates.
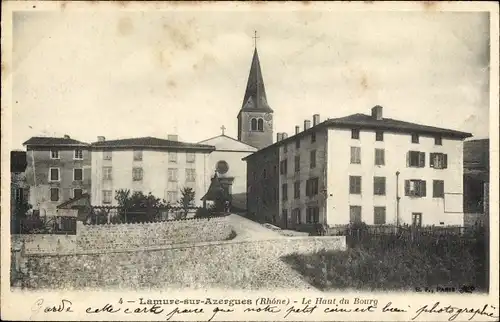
[63, 134, 70, 139]
[97, 136, 105, 142]
[313, 114, 320, 126]
[295, 126, 300, 135]
[276, 133, 283, 142]
[371, 105, 383, 120]
[304, 120, 311, 131]
[282, 133, 288, 140]
[167, 134, 178, 141]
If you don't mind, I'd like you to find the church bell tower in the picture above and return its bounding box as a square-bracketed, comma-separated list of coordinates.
[237, 32, 273, 150]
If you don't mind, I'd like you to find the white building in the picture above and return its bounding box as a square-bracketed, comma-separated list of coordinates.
[245, 105, 472, 230]
[90, 136, 215, 207]
[198, 133, 257, 210]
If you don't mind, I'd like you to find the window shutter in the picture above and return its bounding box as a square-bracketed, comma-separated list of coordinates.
[419, 152, 425, 167]
[406, 152, 410, 167]
[430, 153, 435, 168]
[404, 180, 410, 196]
[443, 154, 448, 169]
[421, 180, 426, 197]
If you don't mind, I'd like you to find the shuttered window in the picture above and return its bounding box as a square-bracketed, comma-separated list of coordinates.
[433, 180, 444, 198]
[430, 153, 448, 169]
[349, 206, 362, 223]
[407, 151, 425, 168]
[373, 177, 386, 195]
[349, 176, 362, 194]
[405, 179, 426, 197]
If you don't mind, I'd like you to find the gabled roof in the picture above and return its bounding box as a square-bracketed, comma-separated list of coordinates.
[57, 193, 90, 209]
[243, 111, 473, 160]
[23, 136, 89, 147]
[323, 113, 473, 138]
[198, 134, 258, 152]
[239, 48, 273, 114]
[91, 136, 215, 151]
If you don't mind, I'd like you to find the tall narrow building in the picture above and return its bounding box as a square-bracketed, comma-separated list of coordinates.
[237, 47, 274, 150]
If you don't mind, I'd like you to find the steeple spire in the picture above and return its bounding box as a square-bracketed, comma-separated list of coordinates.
[240, 33, 273, 113]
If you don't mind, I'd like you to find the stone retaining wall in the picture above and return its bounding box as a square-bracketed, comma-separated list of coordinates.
[12, 216, 233, 255]
[13, 236, 346, 290]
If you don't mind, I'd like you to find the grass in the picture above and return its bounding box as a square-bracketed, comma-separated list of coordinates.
[282, 236, 488, 292]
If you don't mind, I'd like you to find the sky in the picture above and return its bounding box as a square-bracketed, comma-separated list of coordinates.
[10, 7, 491, 149]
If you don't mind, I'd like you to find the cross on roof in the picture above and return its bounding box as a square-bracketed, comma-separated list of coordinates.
[253, 30, 259, 48]
[220, 125, 226, 135]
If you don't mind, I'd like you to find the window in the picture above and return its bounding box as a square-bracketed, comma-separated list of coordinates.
[373, 176, 386, 195]
[293, 208, 301, 224]
[412, 213, 422, 227]
[430, 153, 448, 169]
[405, 179, 426, 197]
[251, 118, 257, 131]
[375, 148, 385, 166]
[351, 129, 360, 139]
[295, 139, 300, 149]
[132, 167, 143, 181]
[306, 207, 319, 223]
[73, 168, 83, 181]
[411, 133, 419, 143]
[407, 151, 425, 168]
[50, 188, 59, 202]
[103, 150, 112, 160]
[74, 149, 83, 160]
[73, 188, 83, 199]
[349, 206, 362, 224]
[186, 152, 196, 163]
[282, 184, 288, 201]
[306, 177, 319, 196]
[169, 152, 177, 163]
[186, 169, 196, 182]
[279, 160, 288, 175]
[49, 168, 60, 181]
[283, 144, 288, 153]
[435, 136, 443, 146]
[374, 207, 386, 225]
[294, 156, 300, 172]
[375, 131, 384, 142]
[102, 190, 112, 204]
[168, 168, 178, 182]
[349, 176, 361, 194]
[166, 191, 178, 203]
[50, 150, 60, 159]
[282, 209, 288, 227]
[350, 146, 361, 164]
[294, 181, 301, 199]
[14, 188, 24, 202]
[133, 150, 143, 161]
[310, 150, 316, 169]
[273, 165, 278, 176]
[103, 167, 112, 180]
[311, 132, 316, 143]
[433, 180, 444, 198]
[257, 118, 264, 131]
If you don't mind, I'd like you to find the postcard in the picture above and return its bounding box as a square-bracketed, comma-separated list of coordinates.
[1, 1, 498, 321]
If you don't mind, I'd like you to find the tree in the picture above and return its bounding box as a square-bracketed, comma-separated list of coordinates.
[114, 189, 170, 223]
[12, 198, 33, 234]
[176, 187, 195, 220]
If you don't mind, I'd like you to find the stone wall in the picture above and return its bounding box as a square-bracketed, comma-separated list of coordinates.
[14, 236, 346, 290]
[77, 217, 232, 251]
[13, 216, 233, 255]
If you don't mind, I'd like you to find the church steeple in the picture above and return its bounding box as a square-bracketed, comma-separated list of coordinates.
[237, 32, 274, 150]
[240, 48, 273, 112]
